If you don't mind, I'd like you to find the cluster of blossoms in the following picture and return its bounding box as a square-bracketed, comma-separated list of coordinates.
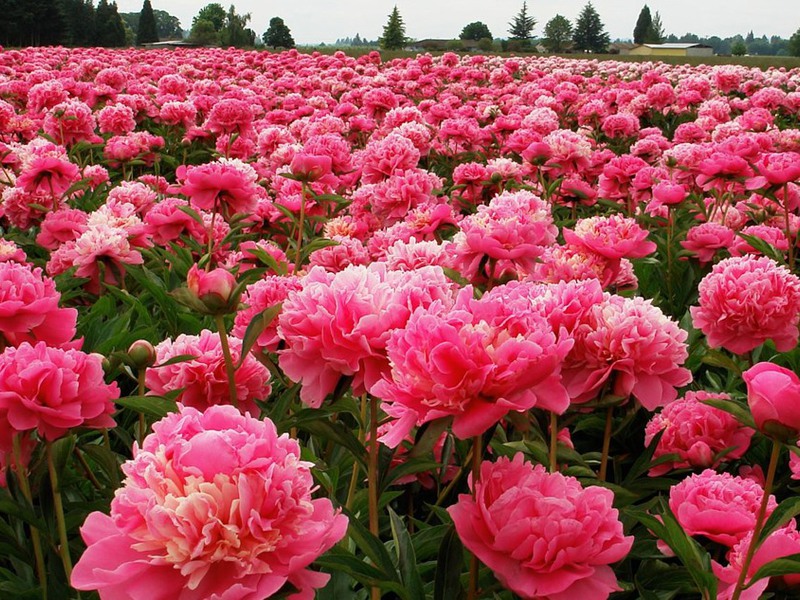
[0, 44, 798, 600]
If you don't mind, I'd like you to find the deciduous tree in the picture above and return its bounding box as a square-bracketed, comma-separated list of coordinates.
[263, 16, 295, 49]
[542, 14, 572, 52]
[460, 21, 492, 41]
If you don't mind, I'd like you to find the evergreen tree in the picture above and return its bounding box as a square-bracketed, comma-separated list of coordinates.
[647, 11, 664, 43]
[633, 5, 652, 44]
[572, 2, 609, 53]
[508, 1, 536, 41]
[136, 0, 158, 44]
[262, 16, 295, 49]
[460, 21, 492, 41]
[95, 0, 126, 46]
[542, 14, 573, 53]
[380, 6, 407, 50]
[790, 28, 800, 57]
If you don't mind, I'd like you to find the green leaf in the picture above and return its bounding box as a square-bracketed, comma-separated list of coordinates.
[700, 397, 756, 429]
[434, 525, 464, 600]
[116, 395, 178, 419]
[746, 553, 800, 587]
[700, 349, 743, 376]
[623, 429, 665, 485]
[388, 508, 425, 600]
[236, 304, 282, 368]
[757, 496, 800, 548]
[48, 436, 76, 481]
[315, 548, 409, 597]
[408, 418, 452, 460]
[152, 354, 198, 368]
[343, 509, 399, 581]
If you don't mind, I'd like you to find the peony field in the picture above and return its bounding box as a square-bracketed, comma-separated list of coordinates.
[1, 45, 800, 599]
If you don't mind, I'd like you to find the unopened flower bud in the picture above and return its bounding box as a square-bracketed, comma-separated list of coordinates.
[127, 340, 157, 369]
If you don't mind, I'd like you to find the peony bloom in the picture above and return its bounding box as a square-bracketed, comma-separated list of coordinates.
[233, 276, 303, 355]
[0, 262, 77, 348]
[690, 255, 800, 355]
[680, 222, 735, 266]
[178, 159, 261, 217]
[644, 391, 754, 476]
[15, 156, 80, 197]
[714, 528, 800, 600]
[187, 264, 237, 313]
[71, 404, 348, 600]
[743, 361, 800, 440]
[562, 294, 691, 409]
[278, 264, 455, 408]
[146, 330, 271, 415]
[374, 289, 571, 444]
[0, 342, 118, 447]
[448, 455, 632, 600]
[669, 469, 777, 548]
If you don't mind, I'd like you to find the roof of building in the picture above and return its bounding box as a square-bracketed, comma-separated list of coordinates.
[640, 43, 712, 49]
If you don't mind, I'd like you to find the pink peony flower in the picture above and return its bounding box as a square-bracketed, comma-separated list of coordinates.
[0, 342, 118, 446]
[375, 289, 571, 444]
[690, 255, 800, 355]
[0, 262, 77, 348]
[680, 222, 736, 266]
[15, 156, 80, 197]
[669, 469, 777, 548]
[71, 404, 348, 600]
[562, 294, 691, 409]
[743, 361, 800, 440]
[278, 264, 455, 408]
[448, 454, 633, 600]
[644, 391, 754, 476]
[146, 330, 272, 415]
[233, 276, 302, 354]
[178, 159, 261, 217]
[187, 264, 237, 313]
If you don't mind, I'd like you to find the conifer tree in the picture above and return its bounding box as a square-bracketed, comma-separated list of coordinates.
[633, 5, 652, 44]
[508, 1, 536, 41]
[380, 6, 407, 50]
[136, 0, 158, 44]
[572, 2, 609, 53]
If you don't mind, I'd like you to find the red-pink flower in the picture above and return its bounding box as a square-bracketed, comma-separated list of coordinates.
[669, 469, 777, 548]
[187, 264, 237, 313]
[178, 159, 261, 217]
[15, 156, 79, 197]
[71, 404, 348, 600]
[146, 330, 271, 415]
[644, 391, 754, 476]
[0, 262, 77, 348]
[448, 455, 633, 600]
[680, 222, 736, 265]
[0, 342, 118, 446]
[690, 255, 800, 354]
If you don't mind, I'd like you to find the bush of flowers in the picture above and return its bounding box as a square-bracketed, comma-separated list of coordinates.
[0, 45, 799, 599]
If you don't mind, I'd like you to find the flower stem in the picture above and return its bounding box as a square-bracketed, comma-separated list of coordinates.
[549, 412, 558, 473]
[783, 183, 794, 271]
[346, 395, 368, 511]
[206, 199, 218, 271]
[137, 369, 146, 446]
[599, 406, 614, 482]
[12, 435, 47, 599]
[468, 435, 482, 600]
[46, 442, 72, 581]
[368, 395, 380, 600]
[730, 439, 781, 600]
[293, 182, 308, 274]
[214, 315, 239, 410]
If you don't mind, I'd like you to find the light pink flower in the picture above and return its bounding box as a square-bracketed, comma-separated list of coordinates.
[146, 330, 271, 415]
[71, 405, 347, 600]
[691, 255, 800, 354]
[644, 391, 754, 476]
[0, 342, 117, 446]
[562, 294, 691, 409]
[669, 469, 777, 548]
[448, 455, 633, 600]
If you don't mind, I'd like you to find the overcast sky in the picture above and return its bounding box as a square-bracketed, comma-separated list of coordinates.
[116, 0, 800, 44]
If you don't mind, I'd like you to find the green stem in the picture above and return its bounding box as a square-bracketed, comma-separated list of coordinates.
[293, 182, 308, 273]
[206, 199, 218, 271]
[214, 315, 239, 410]
[783, 183, 794, 271]
[468, 435, 482, 600]
[599, 406, 614, 482]
[731, 440, 781, 600]
[137, 369, 146, 446]
[549, 412, 558, 473]
[12, 435, 47, 599]
[46, 442, 72, 581]
[345, 395, 368, 511]
[368, 395, 380, 600]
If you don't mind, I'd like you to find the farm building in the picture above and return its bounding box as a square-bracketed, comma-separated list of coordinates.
[629, 43, 714, 57]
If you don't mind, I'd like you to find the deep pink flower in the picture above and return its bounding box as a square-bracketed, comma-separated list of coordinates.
[178, 159, 261, 216]
[278, 264, 454, 408]
[71, 405, 348, 600]
[233, 276, 302, 354]
[563, 214, 656, 261]
[289, 153, 333, 183]
[0, 262, 77, 348]
[375, 289, 571, 444]
[0, 342, 117, 446]
[690, 255, 800, 354]
[680, 222, 736, 266]
[669, 469, 777, 548]
[187, 264, 237, 313]
[448, 455, 632, 600]
[743, 361, 800, 439]
[146, 330, 271, 415]
[644, 391, 754, 476]
[15, 156, 79, 197]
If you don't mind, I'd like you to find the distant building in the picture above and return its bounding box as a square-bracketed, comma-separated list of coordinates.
[608, 42, 636, 55]
[405, 39, 480, 51]
[629, 43, 713, 57]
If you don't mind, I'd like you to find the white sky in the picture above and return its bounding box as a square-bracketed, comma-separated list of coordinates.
[115, 0, 800, 44]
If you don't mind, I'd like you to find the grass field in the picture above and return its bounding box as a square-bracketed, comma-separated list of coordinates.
[300, 46, 800, 69]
